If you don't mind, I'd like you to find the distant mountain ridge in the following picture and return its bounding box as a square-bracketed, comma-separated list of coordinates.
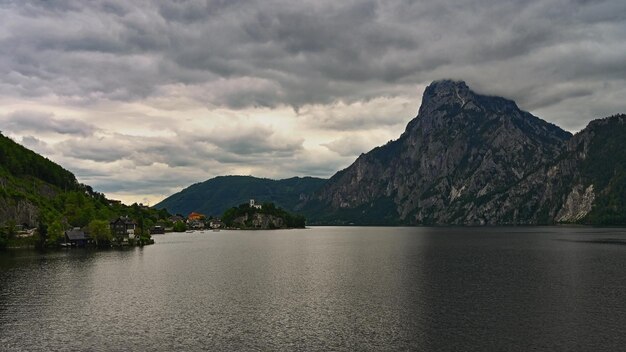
[303, 80, 573, 225]
[154, 176, 326, 217]
[156, 80, 626, 226]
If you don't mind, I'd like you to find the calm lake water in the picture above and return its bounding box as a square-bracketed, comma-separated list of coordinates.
[2, 226, 626, 351]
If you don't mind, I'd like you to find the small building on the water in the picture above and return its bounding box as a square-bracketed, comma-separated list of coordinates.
[64, 228, 91, 247]
[150, 225, 165, 235]
[209, 219, 224, 229]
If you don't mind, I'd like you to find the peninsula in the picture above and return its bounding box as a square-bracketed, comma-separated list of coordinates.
[221, 200, 306, 229]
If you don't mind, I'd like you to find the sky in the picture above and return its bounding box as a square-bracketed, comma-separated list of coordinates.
[0, 0, 625, 205]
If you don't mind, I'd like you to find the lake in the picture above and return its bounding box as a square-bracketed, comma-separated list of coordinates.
[2, 226, 626, 351]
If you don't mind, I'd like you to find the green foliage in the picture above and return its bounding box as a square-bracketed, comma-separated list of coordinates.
[88, 219, 112, 247]
[581, 118, 626, 191]
[221, 202, 306, 229]
[580, 115, 626, 225]
[5, 220, 17, 239]
[0, 137, 102, 228]
[0, 133, 78, 190]
[36, 222, 48, 249]
[0, 227, 7, 249]
[47, 220, 64, 244]
[154, 175, 326, 217]
[585, 172, 626, 225]
[303, 196, 401, 226]
[138, 232, 153, 246]
[173, 221, 187, 232]
[0, 131, 171, 247]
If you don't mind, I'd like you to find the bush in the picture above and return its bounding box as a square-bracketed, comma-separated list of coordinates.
[88, 219, 112, 247]
[173, 221, 187, 232]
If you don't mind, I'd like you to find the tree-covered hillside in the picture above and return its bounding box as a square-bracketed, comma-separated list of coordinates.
[154, 175, 326, 217]
[0, 132, 170, 248]
[222, 202, 306, 229]
[0, 133, 78, 191]
[579, 114, 626, 225]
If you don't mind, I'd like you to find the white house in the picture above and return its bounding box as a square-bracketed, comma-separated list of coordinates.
[249, 199, 262, 209]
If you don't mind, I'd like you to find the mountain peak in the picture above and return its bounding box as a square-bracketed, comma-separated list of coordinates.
[426, 79, 470, 94]
[419, 79, 518, 117]
[419, 79, 473, 114]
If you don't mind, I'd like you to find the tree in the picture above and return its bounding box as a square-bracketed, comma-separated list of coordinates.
[88, 219, 112, 247]
[5, 220, 16, 240]
[47, 220, 64, 246]
[0, 227, 8, 249]
[36, 222, 48, 249]
[173, 221, 187, 232]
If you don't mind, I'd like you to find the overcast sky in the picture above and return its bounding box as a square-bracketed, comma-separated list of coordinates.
[1, 0, 625, 205]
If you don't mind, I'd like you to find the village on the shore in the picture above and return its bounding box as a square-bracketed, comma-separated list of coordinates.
[2, 199, 305, 249]
[4, 211, 224, 249]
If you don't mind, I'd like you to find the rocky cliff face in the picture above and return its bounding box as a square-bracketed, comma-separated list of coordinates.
[308, 80, 575, 225]
[0, 197, 39, 227]
[232, 213, 285, 229]
[151, 80, 623, 226]
[483, 113, 626, 225]
[552, 114, 626, 224]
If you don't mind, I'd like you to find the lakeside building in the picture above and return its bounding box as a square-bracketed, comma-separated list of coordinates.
[150, 225, 165, 235]
[64, 228, 91, 247]
[169, 215, 184, 223]
[188, 212, 205, 221]
[209, 219, 224, 229]
[187, 212, 206, 230]
[110, 216, 137, 242]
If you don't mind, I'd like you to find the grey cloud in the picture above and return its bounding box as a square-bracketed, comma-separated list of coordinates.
[20, 135, 52, 155]
[57, 136, 131, 163]
[1, 111, 97, 136]
[84, 174, 201, 194]
[1, 0, 626, 202]
[1, 0, 623, 117]
[322, 136, 378, 157]
[304, 107, 411, 131]
[207, 125, 304, 155]
[56, 123, 304, 167]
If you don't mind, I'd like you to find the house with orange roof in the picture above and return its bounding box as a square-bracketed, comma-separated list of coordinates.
[188, 212, 205, 221]
[187, 212, 206, 229]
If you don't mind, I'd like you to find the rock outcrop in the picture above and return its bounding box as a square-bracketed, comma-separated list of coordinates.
[232, 213, 285, 229]
[0, 198, 39, 227]
[306, 80, 573, 224]
[155, 80, 626, 226]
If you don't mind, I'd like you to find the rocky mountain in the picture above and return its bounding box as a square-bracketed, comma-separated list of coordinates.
[154, 175, 326, 217]
[302, 80, 575, 225]
[487, 113, 626, 225]
[158, 80, 625, 226]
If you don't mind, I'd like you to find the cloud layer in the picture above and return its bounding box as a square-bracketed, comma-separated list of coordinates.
[0, 0, 624, 204]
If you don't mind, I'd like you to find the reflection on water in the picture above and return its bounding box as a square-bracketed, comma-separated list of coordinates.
[2, 227, 626, 351]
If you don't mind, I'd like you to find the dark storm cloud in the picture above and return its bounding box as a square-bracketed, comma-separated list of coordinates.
[52, 127, 340, 199]
[2, 0, 623, 119]
[56, 125, 303, 167]
[1, 111, 97, 136]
